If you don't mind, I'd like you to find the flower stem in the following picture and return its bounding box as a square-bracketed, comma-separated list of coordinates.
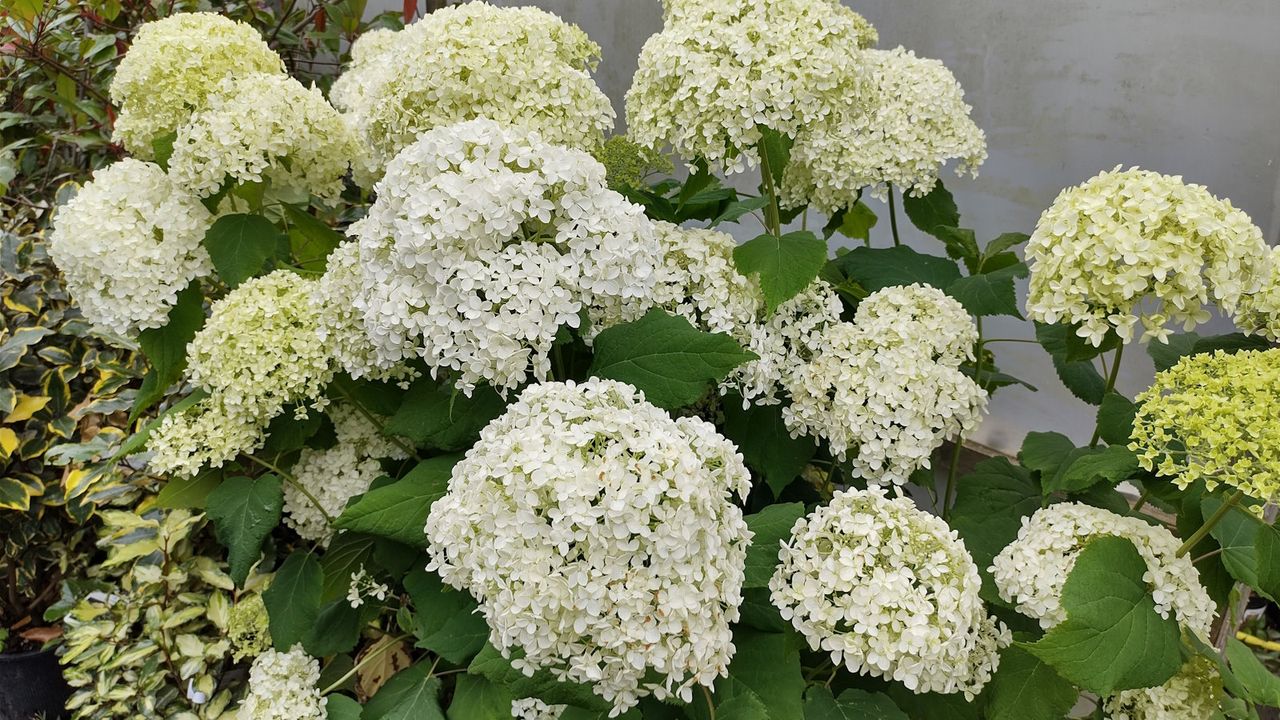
[887, 184, 902, 247]
[320, 634, 413, 695]
[1176, 490, 1245, 558]
[756, 143, 783, 238]
[943, 318, 983, 519]
[245, 453, 333, 524]
[701, 684, 717, 720]
[1088, 343, 1125, 447]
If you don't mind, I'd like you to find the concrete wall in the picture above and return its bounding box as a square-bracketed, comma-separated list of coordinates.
[368, 0, 1280, 454]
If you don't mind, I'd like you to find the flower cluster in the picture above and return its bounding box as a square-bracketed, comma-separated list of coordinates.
[237, 644, 327, 720]
[351, 119, 661, 395]
[769, 487, 1010, 698]
[312, 241, 414, 382]
[425, 379, 752, 714]
[1131, 348, 1280, 503]
[990, 502, 1216, 635]
[283, 404, 407, 543]
[1104, 655, 1224, 720]
[512, 698, 566, 720]
[227, 595, 271, 662]
[327, 27, 401, 114]
[336, 3, 614, 183]
[1025, 166, 1272, 345]
[48, 159, 212, 337]
[109, 12, 284, 156]
[169, 73, 356, 202]
[783, 46, 987, 210]
[1236, 246, 1280, 341]
[650, 222, 842, 405]
[783, 285, 987, 484]
[626, 0, 875, 173]
[150, 271, 334, 476]
[346, 567, 391, 609]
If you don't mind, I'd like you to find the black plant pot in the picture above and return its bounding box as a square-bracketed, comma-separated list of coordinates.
[0, 649, 70, 720]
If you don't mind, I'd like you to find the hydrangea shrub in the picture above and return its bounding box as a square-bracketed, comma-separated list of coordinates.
[42, 3, 1280, 720]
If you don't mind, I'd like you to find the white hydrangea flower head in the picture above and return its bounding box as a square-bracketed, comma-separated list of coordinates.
[1025, 166, 1271, 345]
[784, 286, 987, 484]
[511, 698, 565, 720]
[351, 119, 661, 395]
[312, 241, 416, 382]
[109, 12, 284, 156]
[337, 3, 614, 184]
[783, 46, 987, 210]
[283, 403, 407, 543]
[626, 0, 875, 174]
[237, 644, 327, 720]
[150, 271, 335, 476]
[328, 27, 402, 113]
[990, 502, 1216, 636]
[769, 487, 1010, 698]
[169, 73, 357, 203]
[48, 159, 213, 337]
[425, 379, 752, 715]
[649, 221, 842, 405]
[1104, 655, 1224, 720]
[1236, 246, 1280, 341]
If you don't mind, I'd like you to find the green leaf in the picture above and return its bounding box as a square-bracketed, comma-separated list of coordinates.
[743, 503, 805, 588]
[334, 456, 459, 547]
[284, 204, 344, 271]
[1018, 432, 1077, 478]
[721, 400, 815, 497]
[803, 686, 907, 720]
[884, 687, 981, 720]
[1096, 393, 1137, 447]
[733, 231, 828, 312]
[984, 645, 1078, 720]
[1023, 536, 1182, 694]
[831, 245, 962, 292]
[263, 551, 323, 650]
[304, 600, 363, 657]
[1147, 332, 1202, 372]
[1226, 638, 1280, 707]
[205, 474, 283, 586]
[932, 226, 981, 272]
[155, 469, 222, 510]
[326, 695, 363, 720]
[946, 272, 1022, 318]
[758, 127, 793, 186]
[1205, 496, 1280, 601]
[321, 533, 376, 603]
[949, 458, 1042, 600]
[1052, 356, 1108, 405]
[468, 644, 611, 712]
[405, 568, 488, 664]
[588, 309, 757, 409]
[203, 213, 285, 288]
[981, 232, 1030, 267]
[1043, 446, 1139, 495]
[132, 282, 205, 421]
[901, 181, 959, 237]
[365, 662, 445, 720]
[837, 201, 878, 242]
[737, 587, 791, 632]
[711, 628, 805, 720]
[711, 196, 770, 227]
[447, 675, 515, 720]
[386, 380, 506, 451]
[151, 131, 177, 170]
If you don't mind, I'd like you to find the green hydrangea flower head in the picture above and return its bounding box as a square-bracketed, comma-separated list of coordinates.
[228, 594, 271, 662]
[1131, 348, 1280, 502]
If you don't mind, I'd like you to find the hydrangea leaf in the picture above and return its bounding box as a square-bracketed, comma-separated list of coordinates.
[803, 686, 907, 720]
[283, 204, 344, 271]
[1095, 392, 1137, 447]
[695, 628, 804, 720]
[945, 271, 1023, 318]
[468, 644, 611, 712]
[1226, 637, 1280, 707]
[833, 200, 878, 242]
[901, 181, 959, 237]
[1204, 495, 1280, 602]
[737, 587, 791, 632]
[333, 456, 459, 547]
[364, 661, 445, 720]
[325, 695, 363, 720]
[1147, 332, 1203, 372]
[981, 232, 1030, 268]
[831, 245, 963, 293]
[983, 644, 1078, 720]
[205, 474, 282, 586]
[721, 399, 815, 497]
[202, 213, 285, 288]
[743, 502, 805, 588]
[1042, 445, 1139, 495]
[733, 231, 829, 313]
[710, 196, 770, 228]
[303, 599, 362, 657]
[385, 380, 506, 451]
[320, 533, 376, 603]
[948, 457, 1041, 600]
[1023, 536, 1182, 694]
[1018, 431, 1076, 478]
[447, 675, 514, 720]
[404, 568, 488, 665]
[133, 281, 206, 422]
[154, 468, 222, 510]
[932, 226, 981, 273]
[263, 551, 322, 650]
[588, 309, 757, 409]
[884, 687, 980, 720]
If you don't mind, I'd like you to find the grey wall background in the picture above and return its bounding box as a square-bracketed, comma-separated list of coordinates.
[367, 0, 1280, 454]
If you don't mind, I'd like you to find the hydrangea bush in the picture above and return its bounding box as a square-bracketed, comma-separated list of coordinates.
[40, 2, 1280, 720]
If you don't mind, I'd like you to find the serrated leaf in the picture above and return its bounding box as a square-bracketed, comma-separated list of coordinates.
[949, 458, 1041, 600]
[838, 201, 878, 242]
[321, 533, 376, 603]
[133, 282, 205, 421]
[981, 232, 1030, 267]
[710, 196, 770, 227]
[831, 245, 962, 293]
[1052, 356, 1108, 405]
[1096, 393, 1137, 447]
[1147, 332, 1202, 372]
[733, 231, 828, 312]
[205, 474, 283, 586]
[721, 400, 815, 497]
[155, 469, 222, 509]
[1205, 495, 1280, 601]
[933, 226, 981, 272]
[305, 600, 364, 657]
[334, 456, 458, 547]
[711, 628, 805, 720]
[151, 131, 177, 170]
[984, 644, 1078, 720]
[263, 551, 323, 650]
[1226, 638, 1280, 707]
[284, 204, 344, 270]
[405, 568, 488, 664]
[743, 503, 805, 588]
[203, 214, 284, 288]
[803, 686, 906, 720]
[588, 310, 756, 409]
[365, 662, 445, 720]
[469, 644, 611, 712]
[901, 181, 959, 237]
[1043, 445, 1139, 495]
[1023, 536, 1182, 694]
[447, 675, 514, 720]
[386, 380, 506, 450]
[326, 694, 363, 720]
[1018, 432, 1077, 478]
[758, 127, 793, 186]
[946, 273, 1021, 318]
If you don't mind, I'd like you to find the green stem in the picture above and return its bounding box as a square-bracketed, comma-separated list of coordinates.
[979, 338, 1041, 346]
[756, 143, 782, 237]
[943, 318, 983, 519]
[1130, 485, 1152, 513]
[701, 684, 717, 720]
[1088, 343, 1125, 447]
[320, 635, 413, 695]
[887, 184, 902, 247]
[1177, 490, 1244, 557]
[245, 454, 333, 524]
